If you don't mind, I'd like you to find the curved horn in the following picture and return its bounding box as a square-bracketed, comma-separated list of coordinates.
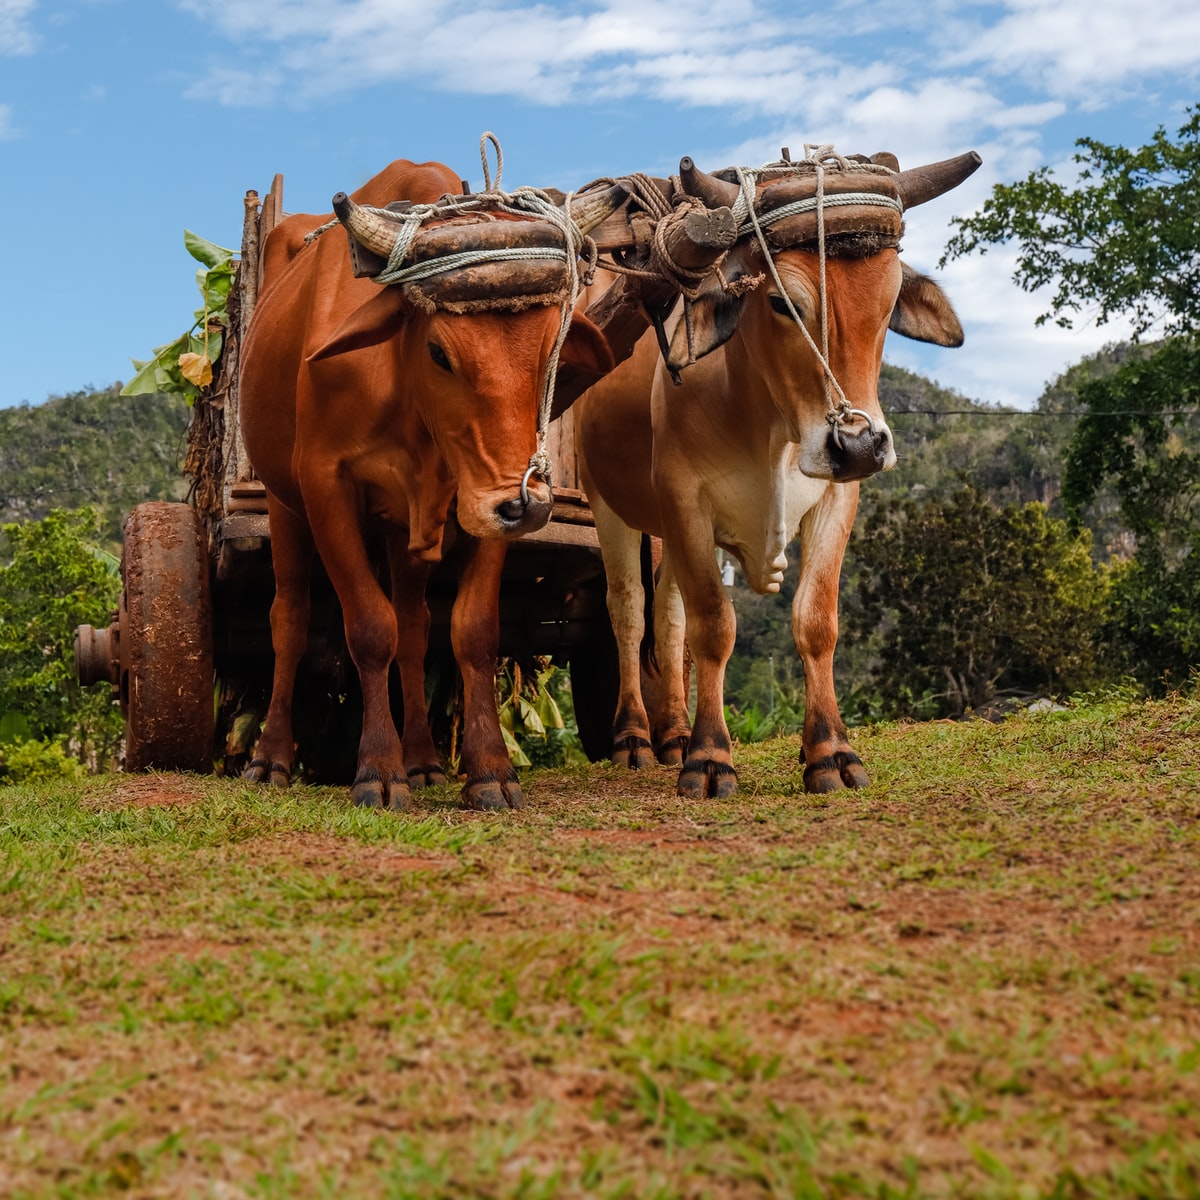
[893, 151, 982, 209]
[567, 182, 630, 235]
[332, 192, 401, 257]
[678, 156, 742, 209]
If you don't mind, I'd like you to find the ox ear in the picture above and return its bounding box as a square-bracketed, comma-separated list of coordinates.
[307, 287, 410, 363]
[550, 312, 617, 419]
[888, 261, 964, 347]
[665, 244, 760, 372]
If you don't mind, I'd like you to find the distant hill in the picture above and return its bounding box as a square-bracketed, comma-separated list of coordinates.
[0, 386, 192, 552]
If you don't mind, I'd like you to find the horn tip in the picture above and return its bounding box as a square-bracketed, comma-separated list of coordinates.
[332, 192, 351, 218]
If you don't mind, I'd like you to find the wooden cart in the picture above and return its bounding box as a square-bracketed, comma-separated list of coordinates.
[75, 175, 638, 777]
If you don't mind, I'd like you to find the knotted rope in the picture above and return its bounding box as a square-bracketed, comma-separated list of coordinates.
[732, 144, 896, 439]
[594, 173, 722, 301]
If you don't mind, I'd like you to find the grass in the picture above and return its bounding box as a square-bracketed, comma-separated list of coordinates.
[1, 692, 1199, 1197]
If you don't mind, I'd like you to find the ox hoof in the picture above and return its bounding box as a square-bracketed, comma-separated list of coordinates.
[463, 771, 524, 811]
[611, 734, 654, 770]
[352, 769, 411, 812]
[243, 758, 291, 788]
[655, 735, 689, 768]
[677, 758, 738, 800]
[803, 752, 870, 793]
[407, 764, 449, 789]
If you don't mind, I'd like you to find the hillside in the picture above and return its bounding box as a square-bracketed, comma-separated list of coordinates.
[0, 386, 192, 551]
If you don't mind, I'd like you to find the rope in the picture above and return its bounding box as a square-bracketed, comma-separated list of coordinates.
[593, 173, 726, 301]
[311, 132, 600, 490]
[732, 144, 896, 433]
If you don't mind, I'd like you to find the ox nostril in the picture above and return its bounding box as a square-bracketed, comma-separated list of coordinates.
[496, 497, 527, 524]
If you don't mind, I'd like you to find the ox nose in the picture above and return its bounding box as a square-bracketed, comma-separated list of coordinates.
[495, 487, 553, 535]
[826, 418, 892, 482]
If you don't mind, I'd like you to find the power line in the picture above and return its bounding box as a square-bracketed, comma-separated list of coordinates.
[889, 408, 1200, 418]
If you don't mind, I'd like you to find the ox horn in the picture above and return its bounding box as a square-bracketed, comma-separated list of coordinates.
[565, 183, 630, 235]
[893, 151, 982, 209]
[332, 191, 400, 258]
[678, 156, 742, 209]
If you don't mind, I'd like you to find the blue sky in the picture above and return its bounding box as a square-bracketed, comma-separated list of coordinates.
[1, 0, 1198, 411]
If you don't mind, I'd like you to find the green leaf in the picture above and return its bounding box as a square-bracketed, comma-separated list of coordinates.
[534, 685, 564, 730]
[516, 694, 546, 738]
[184, 229, 234, 270]
[499, 723, 531, 767]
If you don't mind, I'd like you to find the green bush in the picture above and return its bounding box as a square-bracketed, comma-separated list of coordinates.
[0, 737, 86, 786]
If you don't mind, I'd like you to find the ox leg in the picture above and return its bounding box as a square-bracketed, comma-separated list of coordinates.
[794, 485, 869, 793]
[648, 557, 692, 767]
[310, 502, 410, 811]
[386, 533, 448, 788]
[591, 496, 655, 768]
[453, 537, 523, 811]
[245, 498, 312, 787]
[663, 513, 738, 800]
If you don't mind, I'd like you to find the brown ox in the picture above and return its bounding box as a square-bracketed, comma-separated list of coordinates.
[575, 151, 979, 797]
[240, 158, 614, 810]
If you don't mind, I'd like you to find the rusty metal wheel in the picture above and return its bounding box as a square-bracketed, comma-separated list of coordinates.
[119, 503, 215, 773]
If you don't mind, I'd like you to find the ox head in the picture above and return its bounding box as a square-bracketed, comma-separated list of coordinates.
[308, 190, 620, 541]
[671, 152, 978, 482]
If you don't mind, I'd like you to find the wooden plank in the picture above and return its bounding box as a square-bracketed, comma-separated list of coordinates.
[518, 520, 600, 549]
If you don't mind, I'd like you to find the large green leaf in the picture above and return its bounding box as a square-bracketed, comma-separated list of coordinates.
[184, 229, 234, 270]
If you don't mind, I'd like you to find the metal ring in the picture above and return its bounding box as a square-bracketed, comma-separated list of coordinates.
[520, 463, 538, 508]
[842, 406, 877, 434]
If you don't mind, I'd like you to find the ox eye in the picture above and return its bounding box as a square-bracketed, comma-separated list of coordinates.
[769, 294, 797, 318]
[428, 342, 453, 373]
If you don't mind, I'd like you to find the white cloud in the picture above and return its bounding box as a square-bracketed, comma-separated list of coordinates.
[884, 243, 1139, 408]
[169, 0, 1200, 409]
[947, 0, 1200, 99]
[0, 0, 36, 54]
[0, 102, 17, 139]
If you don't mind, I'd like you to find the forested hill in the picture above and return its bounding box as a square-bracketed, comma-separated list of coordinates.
[0, 386, 192, 551]
[873, 349, 1133, 549]
[2, 350, 1129, 558]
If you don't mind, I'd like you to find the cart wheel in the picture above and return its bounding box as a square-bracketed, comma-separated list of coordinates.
[119, 503, 215, 773]
[568, 619, 620, 764]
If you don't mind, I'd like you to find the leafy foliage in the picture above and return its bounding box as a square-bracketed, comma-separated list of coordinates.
[0, 384, 191, 552]
[943, 108, 1200, 693]
[0, 736, 86, 786]
[846, 486, 1111, 718]
[496, 662, 586, 769]
[1064, 341, 1200, 687]
[0, 509, 123, 765]
[942, 106, 1200, 337]
[122, 231, 235, 403]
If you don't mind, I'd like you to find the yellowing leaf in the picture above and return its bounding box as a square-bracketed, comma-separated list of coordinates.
[178, 352, 213, 388]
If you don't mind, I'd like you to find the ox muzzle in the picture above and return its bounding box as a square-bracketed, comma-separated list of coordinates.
[826, 410, 894, 481]
[494, 471, 554, 536]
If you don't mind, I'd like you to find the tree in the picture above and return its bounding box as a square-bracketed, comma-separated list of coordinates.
[942, 107, 1200, 691]
[0, 508, 123, 764]
[846, 487, 1111, 719]
[942, 107, 1200, 337]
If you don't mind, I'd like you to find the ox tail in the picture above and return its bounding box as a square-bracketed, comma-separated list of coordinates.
[638, 533, 660, 681]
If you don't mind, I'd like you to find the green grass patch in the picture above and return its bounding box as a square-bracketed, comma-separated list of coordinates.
[1, 696, 1198, 1197]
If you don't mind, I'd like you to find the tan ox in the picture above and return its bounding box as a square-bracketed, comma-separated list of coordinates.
[575, 150, 979, 797]
[240, 158, 615, 810]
